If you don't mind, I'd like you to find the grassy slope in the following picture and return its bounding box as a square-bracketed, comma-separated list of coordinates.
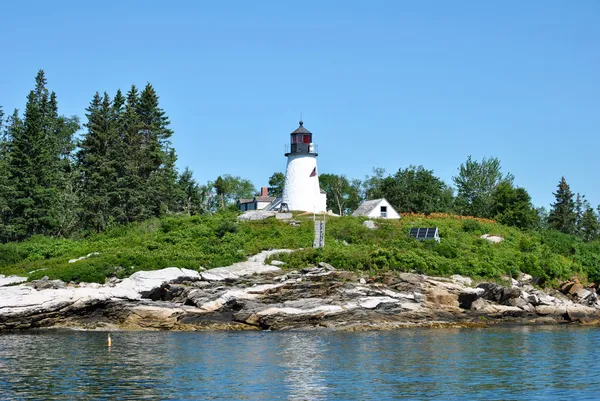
[0, 212, 599, 285]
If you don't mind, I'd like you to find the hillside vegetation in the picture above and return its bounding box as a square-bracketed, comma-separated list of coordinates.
[0, 213, 599, 286]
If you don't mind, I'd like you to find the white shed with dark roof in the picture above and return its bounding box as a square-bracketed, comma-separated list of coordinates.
[352, 198, 400, 219]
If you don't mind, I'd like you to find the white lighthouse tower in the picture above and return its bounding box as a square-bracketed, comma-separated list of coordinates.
[281, 120, 327, 212]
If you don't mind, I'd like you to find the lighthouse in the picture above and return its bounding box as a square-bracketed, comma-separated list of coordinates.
[281, 121, 327, 213]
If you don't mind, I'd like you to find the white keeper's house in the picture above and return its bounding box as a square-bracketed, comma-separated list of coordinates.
[352, 198, 401, 219]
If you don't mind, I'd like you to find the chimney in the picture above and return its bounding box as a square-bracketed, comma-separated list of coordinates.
[260, 187, 269, 197]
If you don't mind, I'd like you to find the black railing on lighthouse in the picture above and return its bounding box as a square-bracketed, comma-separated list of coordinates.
[284, 143, 319, 156]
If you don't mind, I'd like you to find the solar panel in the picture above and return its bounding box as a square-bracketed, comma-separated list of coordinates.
[409, 227, 439, 241]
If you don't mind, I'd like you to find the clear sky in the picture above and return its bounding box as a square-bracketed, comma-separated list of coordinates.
[1, 1, 598, 208]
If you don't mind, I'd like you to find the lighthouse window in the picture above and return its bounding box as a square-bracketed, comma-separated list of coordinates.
[303, 135, 310, 144]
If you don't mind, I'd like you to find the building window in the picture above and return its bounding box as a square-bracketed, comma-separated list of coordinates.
[380, 206, 387, 218]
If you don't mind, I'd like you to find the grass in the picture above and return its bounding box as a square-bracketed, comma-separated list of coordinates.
[1, 211, 599, 286]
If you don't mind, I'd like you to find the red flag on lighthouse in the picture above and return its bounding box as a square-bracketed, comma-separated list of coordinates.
[309, 167, 317, 177]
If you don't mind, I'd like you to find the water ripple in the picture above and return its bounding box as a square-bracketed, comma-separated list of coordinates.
[0, 327, 599, 400]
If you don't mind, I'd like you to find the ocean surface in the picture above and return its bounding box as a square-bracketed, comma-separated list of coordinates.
[0, 326, 599, 400]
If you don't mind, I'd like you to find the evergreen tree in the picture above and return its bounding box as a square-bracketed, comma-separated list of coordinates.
[138, 83, 178, 216]
[0, 107, 9, 232]
[176, 167, 203, 215]
[5, 71, 79, 239]
[575, 193, 584, 235]
[548, 177, 577, 234]
[117, 85, 147, 223]
[580, 203, 599, 242]
[78, 92, 121, 231]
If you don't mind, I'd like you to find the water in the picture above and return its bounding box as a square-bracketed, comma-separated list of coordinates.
[1, 327, 599, 400]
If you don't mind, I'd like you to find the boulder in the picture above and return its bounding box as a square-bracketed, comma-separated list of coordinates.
[318, 262, 336, 272]
[451, 274, 472, 287]
[477, 283, 521, 305]
[518, 273, 533, 284]
[237, 210, 276, 221]
[426, 287, 458, 308]
[481, 234, 504, 244]
[458, 289, 480, 309]
[363, 220, 377, 230]
[275, 213, 293, 220]
[0, 275, 27, 287]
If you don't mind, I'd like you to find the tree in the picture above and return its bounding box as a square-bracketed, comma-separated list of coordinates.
[547, 177, 577, 235]
[5, 71, 79, 239]
[138, 83, 179, 216]
[213, 175, 256, 210]
[453, 156, 513, 218]
[176, 167, 203, 215]
[362, 167, 386, 200]
[490, 181, 539, 229]
[78, 92, 121, 232]
[268, 172, 285, 197]
[580, 204, 599, 242]
[0, 106, 10, 233]
[319, 174, 362, 215]
[371, 165, 453, 214]
[575, 193, 584, 235]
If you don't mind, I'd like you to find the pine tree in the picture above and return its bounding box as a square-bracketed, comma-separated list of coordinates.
[5, 71, 78, 239]
[176, 167, 202, 215]
[78, 92, 121, 232]
[548, 177, 577, 235]
[0, 106, 9, 230]
[118, 85, 147, 223]
[575, 193, 584, 235]
[580, 203, 599, 242]
[138, 83, 178, 216]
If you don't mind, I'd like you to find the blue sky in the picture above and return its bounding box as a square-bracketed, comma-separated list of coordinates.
[1, 1, 598, 208]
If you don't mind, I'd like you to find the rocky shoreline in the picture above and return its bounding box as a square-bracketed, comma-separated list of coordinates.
[1, 249, 600, 331]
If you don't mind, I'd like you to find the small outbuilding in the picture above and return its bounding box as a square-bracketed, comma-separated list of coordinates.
[352, 198, 401, 219]
[238, 187, 276, 212]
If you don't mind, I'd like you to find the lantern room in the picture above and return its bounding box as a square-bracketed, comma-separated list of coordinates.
[285, 120, 318, 156]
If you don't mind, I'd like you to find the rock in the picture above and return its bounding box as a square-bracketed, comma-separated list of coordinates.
[270, 260, 286, 266]
[458, 289, 480, 309]
[237, 210, 276, 221]
[477, 283, 522, 306]
[426, 287, 458, 308]
[451, 275, 472, 287]
[68, 252, 100, 264]
[481, 234, 504, 244]
[0, 275, 28, 287]
[275, 213, 293, 220]
[363, 220, 377, 230]
[200, 249, 290, 281]
[29, 277, 66, 290]
[318, 262, 336, 271]
[2, 250, 600, 331]
[518, 273, 533, 284]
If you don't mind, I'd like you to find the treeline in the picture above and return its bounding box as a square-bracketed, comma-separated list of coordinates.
[0, 71, 255, 243]
[267, 157, 599, 242]
[1, 70, 598, 245]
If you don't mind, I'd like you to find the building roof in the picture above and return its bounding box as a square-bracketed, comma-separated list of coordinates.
[291, 120, 312, 135]
[255, 196, 276, 202]
[238, 198, 254, 204]
[352, 199, 384, 216]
